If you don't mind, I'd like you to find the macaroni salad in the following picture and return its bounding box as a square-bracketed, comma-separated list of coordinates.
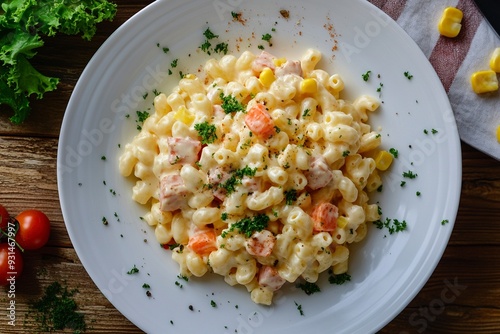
[119, 49, 384, 305]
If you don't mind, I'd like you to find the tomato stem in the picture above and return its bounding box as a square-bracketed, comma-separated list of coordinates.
[0, 218, 25, 252]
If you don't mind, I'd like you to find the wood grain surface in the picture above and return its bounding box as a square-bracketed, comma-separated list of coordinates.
[1, 2, 499, 333]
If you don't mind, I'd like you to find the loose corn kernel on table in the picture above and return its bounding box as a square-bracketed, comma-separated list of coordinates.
[1, 2, 500, 333]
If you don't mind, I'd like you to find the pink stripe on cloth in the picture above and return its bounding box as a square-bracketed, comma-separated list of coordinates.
[367, 0, 406, 21]
[428, 0, 483, 92]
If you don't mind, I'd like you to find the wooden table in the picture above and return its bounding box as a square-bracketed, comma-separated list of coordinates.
[1, 2, 499, 333]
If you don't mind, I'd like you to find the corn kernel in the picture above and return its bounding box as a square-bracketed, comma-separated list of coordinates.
[337, 216, 349, 229]
[470, 70, 499, 94]
[490, 48, 500, 73]
[375, 150, 394, 171]
[497, 125, 500, 143]
[438, 7, 463, 38]
[273, 57, 287, 67]
[259, 67, 276, 88]
[300, 78, 318, 94]
[173, 105, 194, 124]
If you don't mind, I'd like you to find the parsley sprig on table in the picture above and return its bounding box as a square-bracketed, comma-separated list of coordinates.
[0, 0, 117, 123]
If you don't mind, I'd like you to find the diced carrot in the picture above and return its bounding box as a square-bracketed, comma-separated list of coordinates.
[187, 229, 217, 255]
[244, 103, 275, 138]
[311, 202, 338, 232]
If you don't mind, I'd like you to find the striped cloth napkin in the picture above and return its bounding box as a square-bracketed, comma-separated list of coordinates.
[368, 0, 500, 160]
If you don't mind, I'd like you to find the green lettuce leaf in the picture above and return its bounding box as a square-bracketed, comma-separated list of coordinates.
[0, 0, 117, 124]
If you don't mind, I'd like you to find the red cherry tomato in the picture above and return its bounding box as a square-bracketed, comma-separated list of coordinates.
[0, 205, 9, 231]
[15, 210, 51, 250]
[0, 243, 23, 286]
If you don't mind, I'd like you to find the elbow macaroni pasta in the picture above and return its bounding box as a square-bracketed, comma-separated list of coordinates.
[119, 49, 386, 305]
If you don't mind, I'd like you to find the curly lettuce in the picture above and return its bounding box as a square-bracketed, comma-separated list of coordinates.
[0, 0, 116, 124]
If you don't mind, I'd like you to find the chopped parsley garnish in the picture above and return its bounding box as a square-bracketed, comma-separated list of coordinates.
[136, 110, 150, 130]
[200, 27, 227, 55]
[377, 82, 384, 94]
[404, 71, 413, 80]
[296, 281, 321, 295]
[28, 282, 87, 333]
[262, 33, 272, 42]
[328, 271, 351, 285]
[177, 274, 189, 282]
[441, 219, 449, 225]
[210, 300, 217, 308]
[389, 148, 399, 158]
[342, 150, 350, 157]
[402, 170, 418, 179]
[170, 59, 178, 68]
[218, 166, 257, 194]
[294, 301, 304, 316]
[221, 212, 228, 221]
[373, 218, 407, 234]
[362, 70, 371, 81]
[167, 243, 179, 250]
[431, 128, 438, 134]
[219, 92, 246, 114]
[423, 129, 428, 134]
[302, 108, 311, 117]
[142, 283, 151, 289]
[416, 191, 421, 196]
[214, 42, 229, 55]
[203, 27, 219, 40]
[284, 189, 298, 205]
[222, 214, 269, 238]
[127, 265, 139, 275]
[200, 40, 212, 53]
[194, 121, 218, 144]
[136, 110, 149, 122]
[400, 181, 406, 187]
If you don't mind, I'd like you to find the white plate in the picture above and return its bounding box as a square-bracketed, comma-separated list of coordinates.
[57, 0, 462, 333]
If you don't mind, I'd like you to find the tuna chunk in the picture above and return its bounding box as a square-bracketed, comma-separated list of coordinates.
[304, 156, 333, 190]
[258, 265, 286, 291]
[252, 51, 276, 74]
[167, 137, 201, 165]
[275, 60, 302, 77]
[159, 174, 189, 211]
